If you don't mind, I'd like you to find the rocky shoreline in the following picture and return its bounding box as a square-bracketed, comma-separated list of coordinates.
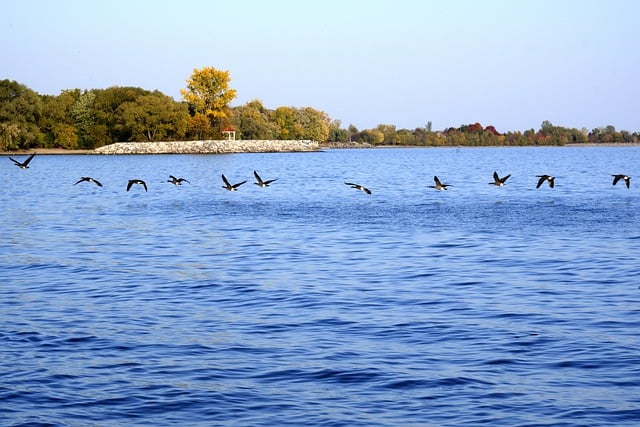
[3, 141, 633, 156]
[93, 139, 320, 154]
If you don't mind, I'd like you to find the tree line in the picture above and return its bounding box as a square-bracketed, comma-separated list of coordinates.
[1, 67, 639, 151]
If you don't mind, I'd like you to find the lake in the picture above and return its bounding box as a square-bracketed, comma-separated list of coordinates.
[2, 146, 639, 426]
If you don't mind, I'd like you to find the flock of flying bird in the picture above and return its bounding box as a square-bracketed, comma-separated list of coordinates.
[7, 152, 633, 193]
[7, 152, 279, 192]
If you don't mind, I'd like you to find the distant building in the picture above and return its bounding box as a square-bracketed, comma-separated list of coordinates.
[222, 125, 236, 141]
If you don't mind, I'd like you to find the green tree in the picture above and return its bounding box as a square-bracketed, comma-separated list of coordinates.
[298, 107, 330, 141]
[0, 79, 44, 149]
[232, 99, 277, 139]
[327, 119, 350, 142]
[93, 86, 152, 143]
[0, 122, 20, 151]
[359, 128, 384, 144]
[40, 90, 80, 149]
[118, 92, 188, 142]
[274, 106, 304, 139]
[70, 91, 97, 148]
[376, 124, 397, 144]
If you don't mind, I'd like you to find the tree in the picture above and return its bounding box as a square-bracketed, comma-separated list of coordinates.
[232, 99, 277, 139]
[0, 79, 44, 149]
[298, 107, 330, 141]
[181, 67, 237, 134]
[0, 122, 20, 151]
[70, 91, 97, 147]
[274, 106, 303, 139]
[186, 113, 211, 140]
[40, 91, 80, 149]
[327, 120, 350, 142]
[376, 124, 397, 144]
[118, 92, 188, 142]
[93, 86, 152, 143]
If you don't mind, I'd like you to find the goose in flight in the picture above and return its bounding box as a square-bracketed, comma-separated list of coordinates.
[74, 176, 103, 187]
[489, 171, 511, 186]
[168, 175, 190, 185]
[344, 182, 371, 194]
[127, 179, 148, 192]
[611, 174, 631, 189]
[536, 175, 555, 188]
[429, 175, 451, 190]
[254, 170, 278, 187]
[9, 152, 36, 169]
[222, 174, 246, 191]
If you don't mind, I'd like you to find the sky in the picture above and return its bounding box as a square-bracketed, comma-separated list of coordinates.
[2, 0, 639, 132]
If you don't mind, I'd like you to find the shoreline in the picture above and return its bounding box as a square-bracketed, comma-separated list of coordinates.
[2, 142, 639, 155]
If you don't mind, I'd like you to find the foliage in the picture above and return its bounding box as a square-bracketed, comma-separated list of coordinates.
[186, 113, 211, 141]
[117, 92, 188, 142]
[0, 122, 21, 151]
[70, 91, 97, 147]
[41, 91, 79, 149]
[1, 75, 640, 151]
[93, 86, 153, 144]
[0, 79, 44, 149]
[180, 67, 237, 134]
[230, 99, 277, 140]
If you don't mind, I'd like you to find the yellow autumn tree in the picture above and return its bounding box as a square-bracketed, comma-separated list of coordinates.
[180, 67, 237, 134]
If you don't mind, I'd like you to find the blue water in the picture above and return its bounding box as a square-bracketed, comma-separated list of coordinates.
[2, 147, 640, 426]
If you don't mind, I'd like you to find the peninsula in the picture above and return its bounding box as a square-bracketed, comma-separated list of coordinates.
[94, 140, 320, 154]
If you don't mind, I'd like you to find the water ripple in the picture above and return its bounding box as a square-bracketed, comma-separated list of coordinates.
[2, 148, 640, 426]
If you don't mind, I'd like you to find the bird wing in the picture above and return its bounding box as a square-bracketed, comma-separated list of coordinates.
[363, 187, 372, 194]
[180, 178, 190, 184]
[493, 171, 500, 182]
[126, 180, 134, 191]
[232, 180, 247, 189]
[612, 175, 621, 186]
[501, 174, 511, 183]
[73, 178, 85, 185]
[536, 176, 546, 188]
[548, 177, 555, 188]
[141, 181, 148, 192]
[94, 179, 103, 187]
[9, 157, 21, 166]
[222, 174, 231, 187]
[264, 179, 278, 185]
[23, 153, 36, 166]
[253, 170, 264, 184]
[433, 176, 443, 187]
[625, 177, 630, 188]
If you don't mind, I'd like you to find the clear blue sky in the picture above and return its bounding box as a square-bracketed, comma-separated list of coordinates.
[3, 0, 639, 132]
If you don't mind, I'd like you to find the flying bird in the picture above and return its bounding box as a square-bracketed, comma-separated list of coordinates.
[344, 182, 371, 194]
[489, 171, 511, 186]
[536, 175, 555, 188]
[9, 152, 36, 169]
[611, 174, 631, 189]
[429, 175, 451, 190]
[221, 174, 246, 191]
[74, 177, 103, 187]
[254, 170, 278, 187]
[127, 179, 148, 192]
[168, 175, 190, 185]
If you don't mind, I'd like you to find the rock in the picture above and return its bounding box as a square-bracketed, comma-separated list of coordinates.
[94, 140, 320, 154]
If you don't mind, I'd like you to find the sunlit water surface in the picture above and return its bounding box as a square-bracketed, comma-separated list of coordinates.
[2, 147, 640, 426]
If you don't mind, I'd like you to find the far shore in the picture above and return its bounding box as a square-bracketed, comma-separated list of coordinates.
[2, 142, 639, 156]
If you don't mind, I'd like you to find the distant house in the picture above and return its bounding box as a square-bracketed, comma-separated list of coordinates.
[222, 125, 236, 141]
